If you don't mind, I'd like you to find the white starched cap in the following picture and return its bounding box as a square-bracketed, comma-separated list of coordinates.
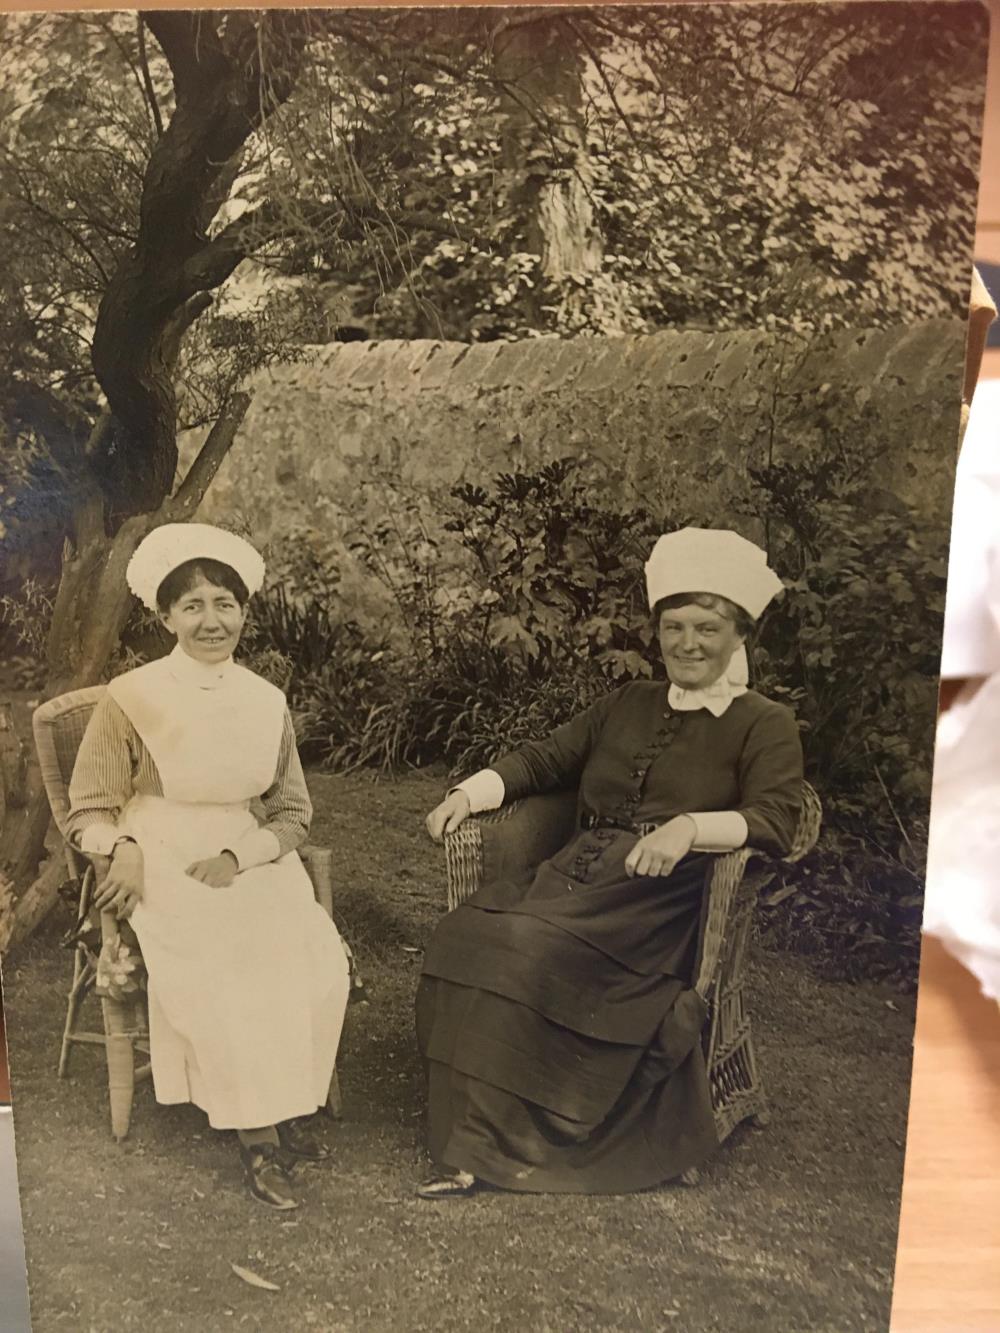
[126, 522, 265, 611]
[645, 527, 784, 620]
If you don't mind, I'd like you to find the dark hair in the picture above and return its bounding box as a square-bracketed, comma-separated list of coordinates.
[155, 558, 250, 613]
[653, 591, 755, 640]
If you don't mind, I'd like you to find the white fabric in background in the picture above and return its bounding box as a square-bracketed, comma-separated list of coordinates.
[926, 678, 1000, 998]
[940, 379, 1000, 677]
[926, 379, 1000, 997]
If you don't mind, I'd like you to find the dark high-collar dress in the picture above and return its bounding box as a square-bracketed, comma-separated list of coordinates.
[417, 681, 804, 1193]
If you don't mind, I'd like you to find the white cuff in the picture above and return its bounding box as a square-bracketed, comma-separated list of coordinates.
[225, 828, 281, 871]
[688, 811, 749, 852]
[451, 769, 505, 814]
[79, 822, 121, 856]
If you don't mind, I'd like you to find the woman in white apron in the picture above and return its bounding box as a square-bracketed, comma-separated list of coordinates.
[67, 522, 350, 1211]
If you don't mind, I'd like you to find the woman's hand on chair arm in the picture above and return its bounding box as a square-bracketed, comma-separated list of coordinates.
[426, 791, 471, 842]
[625, 816, 697, 878]
[94, 841, 145, 919]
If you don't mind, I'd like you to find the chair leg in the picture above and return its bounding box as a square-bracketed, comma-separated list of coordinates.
[325, 1067, 343, 1120]
[102, 998, 135, 1142]
[59, 867, 96, 1078]
[58, 948, 90, 1078]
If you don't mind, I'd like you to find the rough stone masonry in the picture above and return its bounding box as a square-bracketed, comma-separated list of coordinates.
[181, 320, 964, 623]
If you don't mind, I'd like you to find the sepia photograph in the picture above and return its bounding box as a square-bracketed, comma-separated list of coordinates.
[0, 4, 989, 1330]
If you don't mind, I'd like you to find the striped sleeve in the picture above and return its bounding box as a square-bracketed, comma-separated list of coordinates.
[66, 695, 136, 855]
[233, 710, 312, 869]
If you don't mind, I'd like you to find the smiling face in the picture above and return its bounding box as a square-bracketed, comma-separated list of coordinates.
[657, 601, 745, 690]
[159, 576, 247, 665]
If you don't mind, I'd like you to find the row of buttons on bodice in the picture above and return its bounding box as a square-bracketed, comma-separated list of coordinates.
[571, 708, 685, 884]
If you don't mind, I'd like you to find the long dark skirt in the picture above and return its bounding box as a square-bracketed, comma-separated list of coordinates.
[416, 835, 719, 1193]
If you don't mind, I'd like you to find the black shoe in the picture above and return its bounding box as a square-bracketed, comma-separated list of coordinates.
[415, 1170, 477, 1200]
[239, 1141, 299, 1211]
[276, 1115, 331, 1162]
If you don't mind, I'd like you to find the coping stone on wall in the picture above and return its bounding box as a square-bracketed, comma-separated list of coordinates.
[415, 342, 471, 391]
[572, 338, 635, 394]
[446, 342, 507, 389]
[475, 338, 556, 391]
[533, 337, 607, 393]
[663, 334, 736, 390]
[707, 331, 777, 390]
[318, 340, 373, 385]
[183, 318, 965, 549]
[624, 333, 679, 386]
[282, 319, 961, 406]
[344, 340, 401, 389]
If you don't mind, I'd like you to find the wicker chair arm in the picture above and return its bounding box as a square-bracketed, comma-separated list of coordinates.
[693, 848, 752, 1000]
[443, 790, 578, 912]
[787, 781, 822, 863]
[300, 843, 334, 919]
[692, 780, 822, 999]
[444, 820, 486, 911]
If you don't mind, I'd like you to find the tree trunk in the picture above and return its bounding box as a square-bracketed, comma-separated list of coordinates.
[90, 13, 309, 520]
[0, 13, 305, 953]
[494, 15, 603, 322]
[0, 395, 251, 955]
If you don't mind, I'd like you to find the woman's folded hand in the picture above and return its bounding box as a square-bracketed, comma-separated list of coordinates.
[94, 842, 145, 919]
[425, 790, 472, 842]
[186, 853, 239, 888]
[625, 815, 697, 879]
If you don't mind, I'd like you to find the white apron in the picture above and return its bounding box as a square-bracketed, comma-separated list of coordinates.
[109, 651, 349, 1129]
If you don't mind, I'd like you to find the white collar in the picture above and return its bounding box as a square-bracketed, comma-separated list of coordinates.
[668, 676, 746, 717]
[166, 642, 234, 690]
[667, 644, 748, 717]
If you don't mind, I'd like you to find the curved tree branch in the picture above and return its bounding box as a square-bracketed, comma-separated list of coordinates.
[137, 15, 164, 137]
[168, 391, 252, 518]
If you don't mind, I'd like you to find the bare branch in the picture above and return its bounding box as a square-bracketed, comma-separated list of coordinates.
[168, 391, 252, 518]
[137, 15, 164, 137]
[564, 16, 646, 165]
[162, 292, 213, 372]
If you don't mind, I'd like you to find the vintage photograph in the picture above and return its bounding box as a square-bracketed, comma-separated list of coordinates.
[0, 5, 988, 1330]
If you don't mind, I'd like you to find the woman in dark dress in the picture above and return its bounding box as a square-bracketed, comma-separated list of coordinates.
[417, 527, 803, 1198]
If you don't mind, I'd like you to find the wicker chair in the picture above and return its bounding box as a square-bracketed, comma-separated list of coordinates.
[32, 685, 343, 1141]
[443, 779, 821, 1181]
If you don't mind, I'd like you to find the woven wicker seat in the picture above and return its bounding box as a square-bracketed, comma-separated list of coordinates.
[32, 685, 342, 1141]
[443, 780, 821, 1179]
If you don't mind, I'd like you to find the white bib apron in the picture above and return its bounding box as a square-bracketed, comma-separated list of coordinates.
[108, 651, 349, 1129]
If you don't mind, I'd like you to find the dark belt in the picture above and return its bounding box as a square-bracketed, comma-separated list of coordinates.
[580, 812, 656, 836]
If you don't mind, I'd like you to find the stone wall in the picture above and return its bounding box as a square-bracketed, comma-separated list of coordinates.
[180, 320, 964, 618]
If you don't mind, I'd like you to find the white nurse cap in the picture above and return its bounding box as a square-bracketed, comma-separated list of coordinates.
[644, 527, 784, 620]
[126, 522, 265, 611]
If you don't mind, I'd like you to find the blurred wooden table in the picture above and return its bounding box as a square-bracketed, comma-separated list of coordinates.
[891, 936, 1000, 1331]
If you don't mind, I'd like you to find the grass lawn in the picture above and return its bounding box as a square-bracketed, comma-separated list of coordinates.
[4, 769, 914, 1332]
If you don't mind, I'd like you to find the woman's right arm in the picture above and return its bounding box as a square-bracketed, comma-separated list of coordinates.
[67, 697, 144, 918]
[66, 695, 135, 854]
[486, 687, 626, 800]
[425, 688, 624, 841]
